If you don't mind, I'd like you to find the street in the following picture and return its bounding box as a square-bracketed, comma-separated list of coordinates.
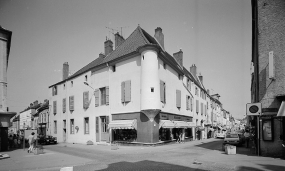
[1, 138, 284, 171]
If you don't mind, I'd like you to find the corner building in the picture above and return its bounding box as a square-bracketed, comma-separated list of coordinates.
[49, 26, 213, 144]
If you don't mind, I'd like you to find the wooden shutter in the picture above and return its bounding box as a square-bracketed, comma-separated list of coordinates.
[190, 97, 193, 111]
[160, 80, 165, 103]
[69, 96, 74, 111]
[196, 100, 199, 113]
[83, 91, 89, 109]
[53, 101, 57, 114]
[125, 80, 131, 102]
[95, 89, 99, 107]
[186, 96, 189, 110]
[63, 98, 66, 113]
[176, 90, 181, 108]
[121, 82, 125, 103]
[106, 86, 109, 105]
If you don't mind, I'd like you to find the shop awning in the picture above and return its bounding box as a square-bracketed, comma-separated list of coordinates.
[277, 101, 285, 117]
[108, 119, 137, 130]
[187, 122, 196, 127]
[173, 121, 189, 128]
[159, 120, 175, 129]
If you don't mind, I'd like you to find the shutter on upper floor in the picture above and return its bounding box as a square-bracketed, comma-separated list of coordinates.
[160, 80, 165, 103]
[83, 91, 89, 109]
[106, 86, 109, 105]
[63, 98, 66, 113]
[125, 80, 131, 102]
[201, 103, 203, 114]
[186, 96, 189, 110]
[53, 101, 57, 114]
[176, 90, 181, 108]
[69, 96, 74, 111]
[196, 100, 199, 113]
[95, 89, 99, 107]
[121, 82, 125, 103]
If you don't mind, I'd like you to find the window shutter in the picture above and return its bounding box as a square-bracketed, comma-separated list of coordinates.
[176, 90, 181, 108]
[53, 101, 57, 114]
[190, 97, 193, 111]
[125, 80, 131, 102]
[63, 98, 66, 113]
[83, 91, 89, 109]
[96, 117, 99, 133]
[186, 96, 189, 110]
[160, 80, 165, 103]
[106, 86, 109, 105]
[196, 100, 199, 113]
[95, 89, 99, 107]
[106, 116, 109, 129]
[69, 96, 74, 111]
[121, 82, 125, 103]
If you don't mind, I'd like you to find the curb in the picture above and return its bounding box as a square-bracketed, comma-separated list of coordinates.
[60, 167, 73, 171]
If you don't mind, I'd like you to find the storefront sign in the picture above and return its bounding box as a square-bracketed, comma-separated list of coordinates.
[160, 113, 168, 120]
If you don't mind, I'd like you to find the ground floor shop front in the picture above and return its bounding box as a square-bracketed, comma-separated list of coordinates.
[108, 111, 201, 144]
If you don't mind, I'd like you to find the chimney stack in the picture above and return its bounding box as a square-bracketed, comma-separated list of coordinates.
[198, 73, 203, 84]
[190, 64, 197, 77]
[173, 49, 183, 67]
[63, 62, 69, 80]
[154, 27, 164, 49]
[104, 39, 113, 56]
[115, 32, 124, 48]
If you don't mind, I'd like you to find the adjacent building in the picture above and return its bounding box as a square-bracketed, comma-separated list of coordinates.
[0, 26, 16, 151]
[251, 0, 285, 157]
[49, 26, 229, 144]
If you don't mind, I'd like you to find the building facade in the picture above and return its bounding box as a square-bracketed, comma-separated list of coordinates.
[49, 26, 227, 144]
[251, 0, 285, 157]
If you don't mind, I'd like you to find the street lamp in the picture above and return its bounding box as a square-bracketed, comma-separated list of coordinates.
[84, 82, 94, 90]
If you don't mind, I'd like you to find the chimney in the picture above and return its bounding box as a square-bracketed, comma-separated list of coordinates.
[63, 62, 69, 80]
[115, 32, 124, 48]
[33, 100, 38, 106]
[154, 27, 164, 49]
[190, 64, 197, 77]
[104, 39, 113, 56]
[30, 103, 33, 107]
[173, 49, 183, 67]
[198, 73, 203, 84]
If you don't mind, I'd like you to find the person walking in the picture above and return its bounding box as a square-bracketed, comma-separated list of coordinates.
[13, 134, 18, 148]
[28, 132, 35, 153]
[244, 130, 250, 148]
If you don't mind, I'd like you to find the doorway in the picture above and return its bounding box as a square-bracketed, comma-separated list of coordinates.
[100, 116, 109, 141]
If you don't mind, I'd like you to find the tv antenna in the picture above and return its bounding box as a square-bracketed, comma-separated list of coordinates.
[105, 26, 120, 39]
[117, 26, 129, 37]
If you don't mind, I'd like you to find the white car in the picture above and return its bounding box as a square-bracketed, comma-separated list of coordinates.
[216, 132, 225, 139]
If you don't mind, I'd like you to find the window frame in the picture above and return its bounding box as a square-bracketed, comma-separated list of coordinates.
[84, 117, 89, 134]
[70, 119, 74, 134]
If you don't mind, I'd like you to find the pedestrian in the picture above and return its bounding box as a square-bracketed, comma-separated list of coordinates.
[28, 132, 35, 153]
[244, 130, 250, 148]
[13, 134, 18, 148]
[8, 134, 13, 148]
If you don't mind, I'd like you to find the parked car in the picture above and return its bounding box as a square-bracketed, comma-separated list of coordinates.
[223, 133, 241, 146]
[38, 135, 57, 145]
[216, 132, 225, 139]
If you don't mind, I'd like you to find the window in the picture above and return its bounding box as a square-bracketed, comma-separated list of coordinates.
[112, 65, 116, 72]
[54, 120, 57, 134]
[176, 90, 181, 108]
[186, 96, 190, 110]
[163, 63, 166, 69]
[95, 87, 109, 106]
[190, 97, 193, 111]
[187, 78, 191, 90]
[151, 87, 154, 92]
[85, 75, 87, 82]
[100, 87, 106, 105]
[63, 84, 65, 90]
[71, 81, 73, 87]
[201, 103, 203, 114]
[52, 86, 57, 96]
[63, 98, 66, 113]
[63, 120, 66, 129]
[53, 101, 57, 114]
[70, 119, 74, 134]
[83, 91, 89, 109]
[121, 80, 131, 103]
[84, 117, 89, 134]
[69, 96, 74, 111]
[196, 100, 199, 113]
[160, 80, 166, 103]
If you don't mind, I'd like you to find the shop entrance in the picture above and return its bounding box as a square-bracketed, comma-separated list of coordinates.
[100, 116, 109, 141]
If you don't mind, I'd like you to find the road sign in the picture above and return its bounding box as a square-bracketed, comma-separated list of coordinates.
[246, 103, 262, 116]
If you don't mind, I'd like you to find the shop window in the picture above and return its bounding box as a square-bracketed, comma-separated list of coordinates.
[262, 118, 273, 141]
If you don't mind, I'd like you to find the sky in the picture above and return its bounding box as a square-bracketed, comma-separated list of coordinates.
[0, 0, 251, 119]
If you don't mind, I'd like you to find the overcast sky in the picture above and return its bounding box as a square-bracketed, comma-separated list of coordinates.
[0, 0, 251, 119]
